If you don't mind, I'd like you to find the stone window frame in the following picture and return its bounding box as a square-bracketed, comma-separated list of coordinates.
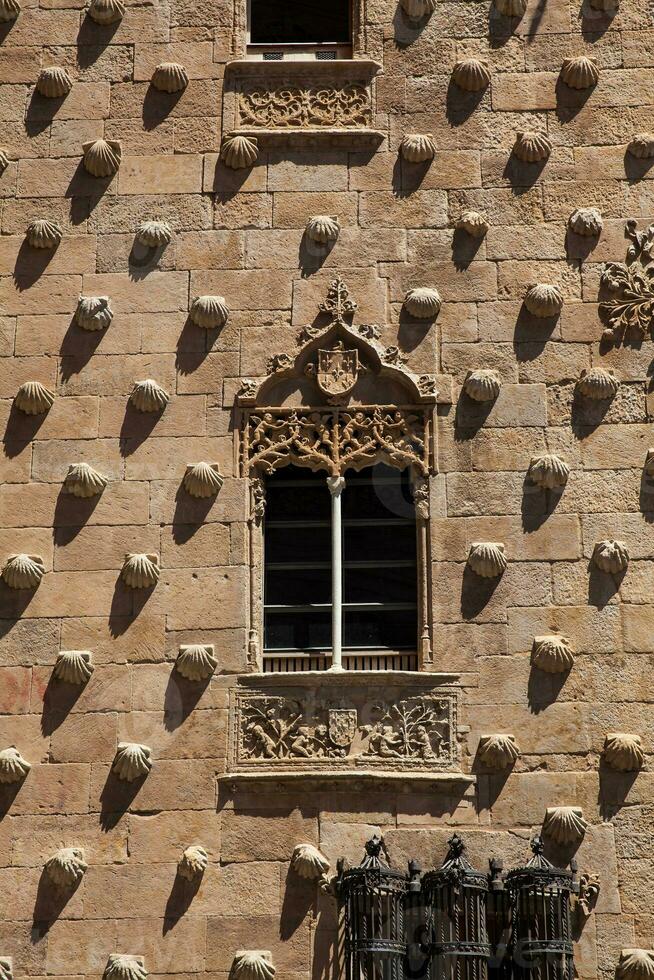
[236, 278, 439, 675]
[231, 0, 370, 61]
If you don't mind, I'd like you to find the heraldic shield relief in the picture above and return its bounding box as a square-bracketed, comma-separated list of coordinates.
[316, 343, 359, 398]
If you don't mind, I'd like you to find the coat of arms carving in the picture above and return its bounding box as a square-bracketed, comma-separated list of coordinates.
[316, 344, 359, 398]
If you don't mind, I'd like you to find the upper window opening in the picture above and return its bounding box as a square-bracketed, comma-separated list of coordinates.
[248, 0, 351, 57]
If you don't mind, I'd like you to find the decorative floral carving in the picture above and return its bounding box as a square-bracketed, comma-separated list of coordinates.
[399, 0, 436, 18]
[576, 872, 600, 917]
[463, 369, 501, 402]
[175, 644, 218, 682]
[87, 0, 124, 22]
[399, 133, 436, 163]
[221, 134, 259, 169]
[104, 956, 147, 980]
[524, 283, 564, 318]
[531, 635, 574, 674]
[121, 553, 160, 589]
[603, 733, 644, 772]
[628, 134, 654, 160]
[456, 210, 489, 237]
[44, 848, 87, 890]
[2, 554, 45, 590]
[527, 454, 569, 490]
[231, 952, 275, 980]
[560, 56, 599, 89]
[151, 62, 188, 93]
[305, 215, 340, 244]
[542, 806, 587, 844]
[267, 353, 294, 375]
[617, 950, 654, 980]
[53, 650, 94, 685]
[452, 60, 491, 93]
[14, 380, 54, 415]
[237, 379, 258, 402]
[36, 67, 73, 98]
[245, 407, 430, 477]
[183, 462, 224, 498]
[232, 687, 457, 773]
[178, 845, 208, 880]
[75, 295, 113, 331]
[467, 542, 507, 578]
[568, 207, 603, 237]
[136, 220, 172, 248]
[0, 0, 19, 20]
[26, 219, 62, 249]
[130, 379, 169, 413]
[600, 220, 654, 343]
[291, 843, 330, 881]
[83, 139, 121, 177]
[403, 286, 441, 318]
[112, 743, 152, 782]
[63, 462, 108, 498]
[478, 734, 520, 769]
[513, 131, 552, 163]
[411, 476, 429, 520]
[593, 539, 629, 574]
[0, 747, 31, 784]
[493, 0, 526, 15]
[238, 83, 371, 128]
[189, 295, 228, 329]
[576, 367, 619, 400]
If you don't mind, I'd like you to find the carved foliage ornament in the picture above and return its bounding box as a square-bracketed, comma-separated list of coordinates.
[238, 83, 371, 129]
[601, 220, 654, 344]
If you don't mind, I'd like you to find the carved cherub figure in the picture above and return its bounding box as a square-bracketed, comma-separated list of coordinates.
[365, 723, 403, 758]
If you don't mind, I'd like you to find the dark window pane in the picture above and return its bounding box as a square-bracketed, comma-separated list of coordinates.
[250, 0, 350, 44]
[343, 565, 416, 604]
[265, 609, 332, 651]
[342, 470, 415, 521]
[266, 525, 331, 564]
[266, 567, 331, 605]
[343, 523, 416, 563]
[343, 608, 417, 649]
[265, 479, 330, 522]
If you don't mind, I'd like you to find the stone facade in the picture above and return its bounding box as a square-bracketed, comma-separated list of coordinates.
[1, 1, 654, 980]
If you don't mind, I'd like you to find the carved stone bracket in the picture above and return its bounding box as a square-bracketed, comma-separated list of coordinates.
[224, 672, 462, 779]
[600, 219, 654, 344]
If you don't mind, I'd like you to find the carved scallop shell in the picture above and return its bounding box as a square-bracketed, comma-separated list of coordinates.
[593, 539, 629, 574]
[589, 0, 618, 7]
[524, 283, 564, 317]
[221, 134, 259, 170]
[0, 958, 12, 980]
[568, 207, 603, 237]
[44, 847, 88, 889]
[577, 367, 619, 400]
[468, 542, 507, 578]
[527, 454, 570, 490]
[53, 650, 94, 685]
[452, 59, 491, 92]
[36, 65, 73, 99]
[112, 743, 152, 782]
[560, 56, 599, 90]
[129, 379, 169, 413]
[63, 462, 108, 498]
[628, 134, 654, 160]
[104, 956, 147, 980]
[2, 554, 45, 590]
[400, 133, 436, 163]
[291, 843, 331, 880]
[151, 62, 189, 93]
[26, 219, 62, 249]
[617, 950, 654, 980]
[183, 462, 224, 498]
[75, 295, 113, 331]
[175, 644, 217, 682]
[463, 369, 501, 403]
[135, 219, 172, 247]
[531, 634, 574, 673]
[189, 295, 229, 329]
[478, 734, 520, 769]
[0, 0, 19, 21]
[513, 131, 552, 163]
[121, 553, 160, 589]
[399, 0, 436, 17]
[494, 0, 526, 15]
[603, 733, 644, 772]
[542, 806, 587, 844]
[14, 380, 54, 415]
[645, 449, 654, 479]
[305, 215, 340, 245]
[82, 138, 121, 177]
[456, 210, 489, 237]
[403, 286, 441, 319]
[231, 951, 276, 980]
[0, 149, 9, 174]
[36, 66, 73, 98]
[88, 0, 124, 21]
[0, 747, 31, 784]
[178, 845, 208, 880]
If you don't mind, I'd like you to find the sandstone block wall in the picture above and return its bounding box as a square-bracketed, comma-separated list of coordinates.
[1, 0, 653, 979]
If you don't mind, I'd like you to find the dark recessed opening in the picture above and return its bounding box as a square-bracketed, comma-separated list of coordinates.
[250, 0, 350, 44]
